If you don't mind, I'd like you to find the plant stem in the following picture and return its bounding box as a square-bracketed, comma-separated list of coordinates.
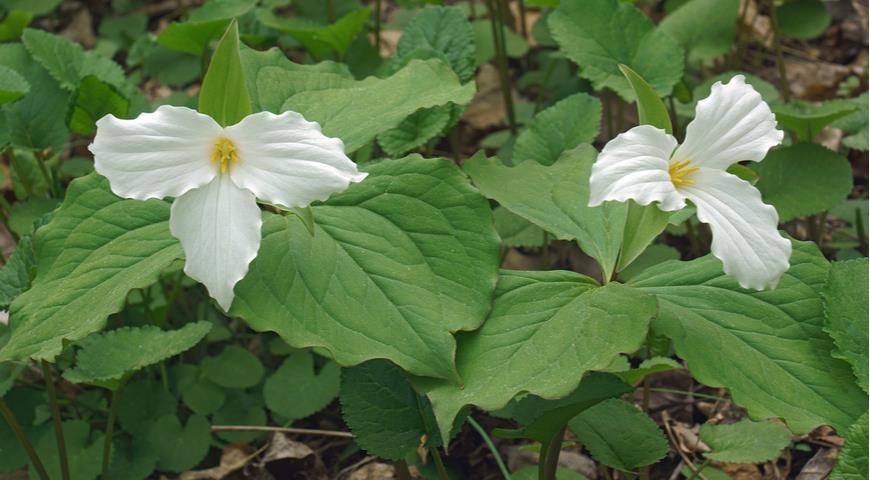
[0, 397, 50, 480]
[210, 424, 354, 438]
[468, 417, 512, 480]
[648, 387, 726, 402]
[101, 388, 121, 479]
[538, 426, 566, 480]
[326, 0, 335, 23]
[430, 447, 450, 480]
[374, 0, 382, 54]
[34, 152, 58, 198]
[686, 459, 711, 480]
[395, 460, 413, 480]
[41, 361, 70, 480]
[7, 148, 34, 199]
[766, 0, 791, 102]
[486, 0, 517, 135]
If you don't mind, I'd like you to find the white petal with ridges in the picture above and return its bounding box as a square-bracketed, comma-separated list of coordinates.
[679, 168, 792, 290]
[224, 111, 367, 209]
[169, 175, 262, 311]
[90, 105, 222, 200]
[589, 125, 685, 211]
[673, 75, 783, 170]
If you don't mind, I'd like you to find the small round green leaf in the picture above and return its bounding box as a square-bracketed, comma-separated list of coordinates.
[201, 345, 264, 389]
[776, 0, 831, 40]
[117, 380, 177, 436]
[181, 377, 227, 415]
[754, 143, 853, 221]
[699, 419, 792, 464]
[147, 414, 211, 473]
[264, 351, 340, 420]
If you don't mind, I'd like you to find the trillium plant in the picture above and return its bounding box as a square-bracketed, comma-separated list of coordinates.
[0, 2, 866, 480]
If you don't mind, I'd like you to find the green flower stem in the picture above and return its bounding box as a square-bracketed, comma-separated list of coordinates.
[468, 417, 512, 480]
[485, 0, 518, 135]
[0, 397, 50, 480]
[538, 426, 566, 480]
[766, 0, 791, 102]
[374, 0, 382, 54]
[6, 148, 34, 199]
[647, 387, 726, 402]
[41, 360, 70, 480]
[430, 447, 450, 480]
[686, 458, 711, 480]
[34, 152, 58, 198]
[101, 387, 121, 479]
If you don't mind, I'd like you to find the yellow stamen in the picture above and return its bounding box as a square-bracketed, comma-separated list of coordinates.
[211, 136, 238, 174]
[668, 159, 699, 186]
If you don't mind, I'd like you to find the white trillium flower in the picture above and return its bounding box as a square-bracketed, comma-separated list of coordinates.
[589, 75, 791, 290]
[89, 105, 367, 310]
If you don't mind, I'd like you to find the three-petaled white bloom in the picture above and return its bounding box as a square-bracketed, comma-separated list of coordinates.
[90, 106, 367, 310]
[590, 75, 791, 290]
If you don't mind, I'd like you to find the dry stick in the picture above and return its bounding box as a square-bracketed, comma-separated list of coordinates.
[42, 361, 70, 480]
[660, 411, 709, 480]
[0, 397, 50, 480]
[766, 0, 791, 102]
[210, 425, 354, 438]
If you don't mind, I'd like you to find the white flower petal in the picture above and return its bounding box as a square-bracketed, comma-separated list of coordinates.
[90, 105, 222, 200]
[679, 168, 792, 290]
[169, 175, 262, 311]
[224, 111, 367, 209]
[589, 125, 686, 211]
[673, 75, 783, 170]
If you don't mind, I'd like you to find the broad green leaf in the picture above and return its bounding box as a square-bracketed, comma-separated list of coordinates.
[21, 28, 125, 91]
[420, 270, 655, 440]
[63, 322, 212, 387]
[0, 10, 32, 41]
[614, 356, 681, 385]
[340, 360, 432, 460]
[680, 465, 731, 480]
[659, 0, 740, 62]
[199, 20, 251, 127]
[549, 0, 684, 100]
[698, 418, 792, 464]
[8, 149, 49, 199]
[393, 6, 476, 83]
[264, 351, 340, 420]
[0, 65, 28, 104]
[831, 413, 868, 480]
[0, 236, 33, 309]
[157, 0, 256, 56]
[68, 75, 129, 135]
[776, 0, 831, 39]
[233, 157, 499, 380]
[147, 414, 211, 473]
[494, 373, 633, 443]
[463, 147, 627, 280]
[0, 174, 182, 363]
[281, 59, 476, 152]
[618, 64, 672, 133]
[569, 399, 668, 471]
[512, 92, 602, 165]
[251, 62, 354, 114]
[98, 12, 148, 49]
[822, 258, 869, 393]
[630, 240, 867, 433]
[33, 420, 103, 480]
[257, 7, 371, 59]
[293, 0, 361, 23]
[239, 44, 352, 111]
[118, 380, 177, 436]
[201, 345, 264, 389]
[377, 105, 453, 157]
[773, 100, 858, 141]
[493, 206, 546, 248]
[0, 44, 70, 152]
[753, 143, 853, 221]
[8, 198, 59, 236]
[831, 92, 869, 152]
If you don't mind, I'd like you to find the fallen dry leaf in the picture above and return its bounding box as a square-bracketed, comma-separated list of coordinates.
[178, 444, 254, 480]
[795, 448, 838, 480]
[61, 9, 96, 49]
[347, 462, 396, 480]
[462, 64, 520, 130]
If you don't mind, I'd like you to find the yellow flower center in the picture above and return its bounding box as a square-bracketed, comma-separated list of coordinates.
[212, 136, 238, 174]
[668, 159, 699, 186]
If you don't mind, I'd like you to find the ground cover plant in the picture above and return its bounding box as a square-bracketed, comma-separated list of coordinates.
[0, 0, 867, 479]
